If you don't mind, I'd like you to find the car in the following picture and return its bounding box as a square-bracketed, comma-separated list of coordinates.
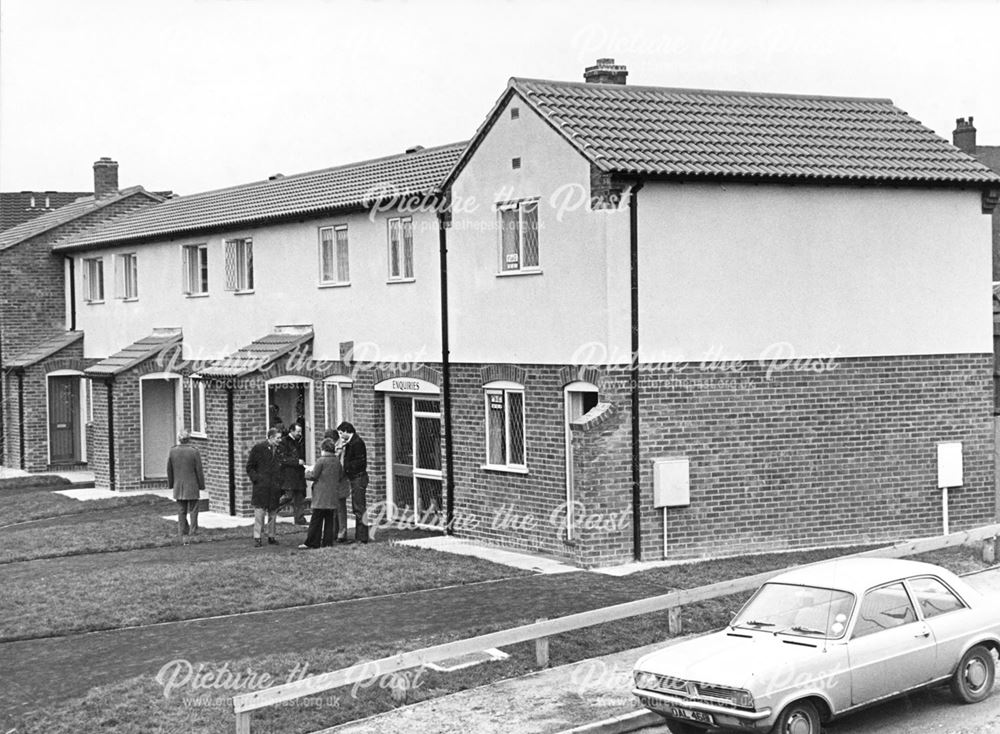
[632, 557, 1000, 734]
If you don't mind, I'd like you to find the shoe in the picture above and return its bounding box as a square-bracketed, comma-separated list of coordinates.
[254, 538, 263, 548]
[267, 537, 279, 545]
[336, 538, 353, 544]
[294, 519, 308, 526]
[182, 536, 190, 546]
[297, 543, 310, 550]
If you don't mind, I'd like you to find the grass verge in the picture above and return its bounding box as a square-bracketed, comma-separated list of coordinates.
[0, 490, 168, 527]
[5, 545, 991, 734]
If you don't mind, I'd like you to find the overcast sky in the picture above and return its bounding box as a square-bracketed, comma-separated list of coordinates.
[1, 0, 998, 195]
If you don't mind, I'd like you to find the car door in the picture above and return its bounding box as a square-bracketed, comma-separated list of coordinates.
[905, 575, 972, 679]
[847, 581, 937, 706]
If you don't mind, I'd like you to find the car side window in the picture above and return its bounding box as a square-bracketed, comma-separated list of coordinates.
[908, 576, 966, 619]
[852, 582, 917, 639]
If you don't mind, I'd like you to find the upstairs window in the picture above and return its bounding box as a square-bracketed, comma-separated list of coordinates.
[387, 217, 413, 281]
[83, 257, 105, 303]
[115, 253, 138, 300]
[224, 237, 253, 292]
[498, 200, 539, 272]
[483, 381, 526, 470]
[319, 226, 350, 285]
[182, 244, 209, 295]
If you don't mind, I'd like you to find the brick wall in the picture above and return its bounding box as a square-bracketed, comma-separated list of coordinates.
[443, 355, 995, 567]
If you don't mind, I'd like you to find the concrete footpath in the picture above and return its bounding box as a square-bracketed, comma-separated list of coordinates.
[318, 566, 1000, 734]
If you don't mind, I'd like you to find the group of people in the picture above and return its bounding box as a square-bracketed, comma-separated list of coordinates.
[165, 421, 369, 548]
[245, 421, 369, 548]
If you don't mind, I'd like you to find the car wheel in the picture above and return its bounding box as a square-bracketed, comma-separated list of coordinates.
[950, 644, 997, 704]
[770, 700, 820, 734]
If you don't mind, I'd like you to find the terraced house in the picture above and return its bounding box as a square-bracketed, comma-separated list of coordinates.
[0, 158, 166, 472]
[52, 60, 1000, 566]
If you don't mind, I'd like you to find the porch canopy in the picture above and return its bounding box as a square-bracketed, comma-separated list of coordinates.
[199, 325, 313, 378]
[84, 328, 182, 377]
[4, 330, 83, 369]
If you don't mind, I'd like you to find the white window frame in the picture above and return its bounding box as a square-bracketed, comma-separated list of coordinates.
[482, 380, 527, 473]
[496, 199, 540, 274]
[318, 225, 350, 286]
[323, 376, 355, 428]
[387, 216, 414, 282]
[224, 237, 254, 293]
[182, 244, 209, 296]
[115, 252, 139, 300]
[189, 375, 207, 437]
[82, 256, 105, 303]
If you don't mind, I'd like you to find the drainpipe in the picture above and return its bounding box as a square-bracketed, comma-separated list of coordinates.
[105, 376, 116, 492]
[0, 334, 5, 467]
[67, 257, 77, 331]
[16, 368, 25, 470]
[227, 386, 236, 516]
[438, 208, 455, 534]
[629, 182, 644, 561]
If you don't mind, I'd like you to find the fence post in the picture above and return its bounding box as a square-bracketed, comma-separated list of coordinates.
[235, 710, 251, 734]
[535, 618, 550, 667]
[390, 672, 408, 704]
[667, 607, 682, 635]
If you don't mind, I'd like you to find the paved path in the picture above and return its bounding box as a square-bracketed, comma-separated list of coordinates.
[0, 567, 671, 722]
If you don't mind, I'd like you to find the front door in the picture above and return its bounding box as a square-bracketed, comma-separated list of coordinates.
[48, 376, 81, 464]
[141, 378, 177, 479]
[388, 395, 443, 528]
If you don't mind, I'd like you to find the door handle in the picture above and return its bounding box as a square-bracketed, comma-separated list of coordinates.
[914, 629, 930, 638]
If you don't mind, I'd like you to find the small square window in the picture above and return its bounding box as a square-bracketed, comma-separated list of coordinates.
[512, 158, 521, 170]
[510, 107, 520, 120]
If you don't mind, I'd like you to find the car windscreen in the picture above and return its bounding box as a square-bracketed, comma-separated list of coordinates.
[731, 583, 856, 639]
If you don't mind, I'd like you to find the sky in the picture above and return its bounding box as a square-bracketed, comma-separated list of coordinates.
[1, 0, 998, 196]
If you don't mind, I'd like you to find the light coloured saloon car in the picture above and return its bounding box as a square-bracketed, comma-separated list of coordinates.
[632, 557, 999, 734]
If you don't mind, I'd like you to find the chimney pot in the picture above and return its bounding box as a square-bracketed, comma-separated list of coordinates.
[953, 116, 977, 154]
[584, 58, 628, 85]
[93, 157, 119, 198]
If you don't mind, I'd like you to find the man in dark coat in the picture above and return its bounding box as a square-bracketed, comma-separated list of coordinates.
[166, 429, 205, 545]
[278, 422, 308, 525]
[246, 426, 284, 547]
[337, 421, 369, 543]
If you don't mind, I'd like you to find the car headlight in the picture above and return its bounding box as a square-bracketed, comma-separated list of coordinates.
[733, 689, 755, 709]
[634, 671, 659, 690]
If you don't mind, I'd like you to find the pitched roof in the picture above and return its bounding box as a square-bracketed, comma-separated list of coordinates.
[446, 78, 1000, 187]
[0, 187, 166, 251]
[4, 331, 83, 370]
[199, 326, 313, 377]
[55, 143, 467, 252]
[85, 329, 182, 377]
[0, 192, 91, 232]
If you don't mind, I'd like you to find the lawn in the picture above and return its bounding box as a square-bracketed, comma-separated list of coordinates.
[0, 489, 168, 527]
[0, 541, 533, 640]
[4, 544, 991, 734]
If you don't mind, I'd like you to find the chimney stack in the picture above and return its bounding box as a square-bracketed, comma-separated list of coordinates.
[584, 58, 628, 85]
[93, 157, 119, 198]
[953, 117, 977, 154]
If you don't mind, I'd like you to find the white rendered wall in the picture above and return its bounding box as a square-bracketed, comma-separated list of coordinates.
[634, 182, 992, 361]
[74, 208, 442, 365]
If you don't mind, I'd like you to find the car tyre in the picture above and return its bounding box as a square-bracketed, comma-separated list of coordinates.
[769, 699, 820, 734]
[950, 644, 997, 704]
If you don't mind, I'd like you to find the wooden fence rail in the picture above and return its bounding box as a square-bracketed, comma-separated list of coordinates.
[234, 522, 1000, 733]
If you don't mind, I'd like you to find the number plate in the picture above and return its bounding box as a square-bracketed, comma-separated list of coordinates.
[669, 706, 714, 725]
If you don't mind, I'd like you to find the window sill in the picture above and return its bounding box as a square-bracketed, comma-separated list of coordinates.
[480, 464, 529, 475]
[386, 277, 416, 285]
[122, 297, 139, 303]
[318, 281, 351, 289]
[185, 292, 210, 299]
[85, 300, 105, 305]
[190, 431, 208, 439]
[234, 289, 255, 296]
[496, 269, 543, 278]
